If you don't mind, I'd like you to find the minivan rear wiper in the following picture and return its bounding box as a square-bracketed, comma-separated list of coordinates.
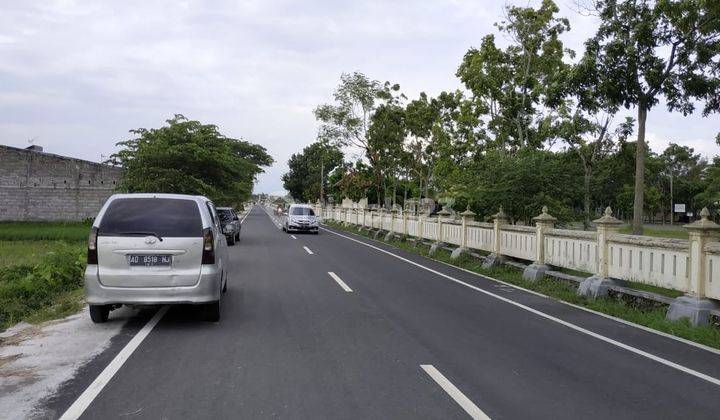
[116, 231, 164, 241]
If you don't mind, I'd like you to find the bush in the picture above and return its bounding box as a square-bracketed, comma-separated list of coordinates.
[0, 245, 86, 329]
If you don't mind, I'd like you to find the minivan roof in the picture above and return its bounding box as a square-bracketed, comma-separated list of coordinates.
[289, 204, 312, 208]
[107, 193, 209, 203]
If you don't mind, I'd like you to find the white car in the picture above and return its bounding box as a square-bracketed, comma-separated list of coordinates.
[84, 193, 229, 323]
[282, 204, 319, 234]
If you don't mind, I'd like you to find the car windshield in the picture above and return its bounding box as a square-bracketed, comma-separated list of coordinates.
[217, 209, 234, 222]
[290, 207, 315, 216]
[99, 198, 203, 237]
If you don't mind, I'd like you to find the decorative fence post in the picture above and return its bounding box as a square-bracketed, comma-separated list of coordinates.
[385, 208, 398, 241]
[451, 206, 476, 260]
[416, 212, 425, 247]
[483, 207, 508, 268]
[315, 200, 323, 220]
[402, 208, 408, 240]
[430, 206, 452, 256]
[523, 206, 557, 281]
[374, 208, 386, 238]
[578, 206, 622, 299]
[667, 208, 720, 326]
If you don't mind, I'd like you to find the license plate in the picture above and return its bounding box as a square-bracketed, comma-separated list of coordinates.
[128, 254, 172, 266]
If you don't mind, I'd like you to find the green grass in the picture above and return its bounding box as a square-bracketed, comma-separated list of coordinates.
[0, 241, 85, 330]
[24, 288, 85, 325]
[0, 240, 85, 268]
[619, 225, 688, 240]
[0, 221, 91, 242]
[326, 221, 720, 350]
[624, 280, 685, 299]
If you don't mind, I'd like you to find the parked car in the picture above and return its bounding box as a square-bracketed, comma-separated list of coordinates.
[217, 207, 241, 245]
[282, 204, 319, 234]
[84, 193, 229, 323]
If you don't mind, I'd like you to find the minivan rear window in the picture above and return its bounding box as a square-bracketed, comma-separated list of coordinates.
[99, 198, 203, 237]
[217, 209, 234, 222]
[290, 207, 315, 216]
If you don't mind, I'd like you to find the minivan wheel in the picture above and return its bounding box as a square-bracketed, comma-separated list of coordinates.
[227, 235, 235, 246]
[204, 301, 221, 322]
[89, 305, 110, 323]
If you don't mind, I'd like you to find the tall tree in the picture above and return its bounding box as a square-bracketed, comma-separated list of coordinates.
[314, 72, 403, 205]
[367, 103, 407, 206]
[586, 0, 720, 234]
[457, 0, 571, 150]
[109, 115, 272, 205]
[282, 141, 343, 202]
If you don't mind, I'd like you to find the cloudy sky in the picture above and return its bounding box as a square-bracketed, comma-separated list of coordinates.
[1, 0, 718, 194]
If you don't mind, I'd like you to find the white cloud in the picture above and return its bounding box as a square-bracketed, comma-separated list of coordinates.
[0, 0, 718, 194]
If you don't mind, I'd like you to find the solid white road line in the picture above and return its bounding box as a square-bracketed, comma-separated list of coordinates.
[328, 272, 353, 292]
[291, 235, 297, 239]
[240, 207, 252, 224]
[60, 306, 169, 420]
[303, 246, 314, 255]
[430, 258, 720, 356]
[321, 227, 720, 388]
[421, 365, 490, 420]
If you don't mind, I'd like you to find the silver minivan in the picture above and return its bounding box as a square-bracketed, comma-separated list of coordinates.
[84, 193, 229, 323]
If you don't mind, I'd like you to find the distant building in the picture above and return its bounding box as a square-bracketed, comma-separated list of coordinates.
[0, 144, 123, 221]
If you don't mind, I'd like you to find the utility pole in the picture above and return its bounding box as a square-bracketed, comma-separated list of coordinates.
[669, 173, 674, 225]
[320, 159, 324, 204]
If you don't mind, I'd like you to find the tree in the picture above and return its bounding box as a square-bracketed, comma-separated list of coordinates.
[660, 143, 708, 221]
[314, 72, 404, 205]
[457, 0, 571, 150]
[367, 103, 407, 206]
[109, 115, 272, 205]
[695, 157, 720, 220]
[282, 141, 343, 202]
[586, 0, 720, 234]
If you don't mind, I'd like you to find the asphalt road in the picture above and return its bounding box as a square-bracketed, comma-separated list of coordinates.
[50, 206, 720, 419]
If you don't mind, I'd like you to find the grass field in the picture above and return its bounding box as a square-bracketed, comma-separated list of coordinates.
[0, 222, 88, 330]
[0, 221, 91, 242]
[0, 240, 84, 268]
[618, 225, 689, 239]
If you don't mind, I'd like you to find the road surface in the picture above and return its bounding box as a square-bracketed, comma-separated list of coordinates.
[47, 206, 720, 419]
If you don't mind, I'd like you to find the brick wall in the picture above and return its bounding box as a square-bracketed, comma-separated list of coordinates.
[0, 145, 123, 221]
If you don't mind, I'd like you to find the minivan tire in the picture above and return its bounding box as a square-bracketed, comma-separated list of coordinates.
[227, 235, 235, 246]
[89, 305, 110, 323]
[204, 301, 221, 322]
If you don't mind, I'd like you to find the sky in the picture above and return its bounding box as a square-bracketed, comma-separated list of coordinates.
[1, 0, 718, 195]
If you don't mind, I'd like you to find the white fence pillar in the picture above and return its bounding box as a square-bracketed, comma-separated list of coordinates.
[402, 210, 408, 238]
[451, 206, 476, 260]
[578, 206, 622, 299]
[483, 207, 508, 268]
[522, 206, 557, 281]
[430, 206, 452, 255]
[667, 208, 720, 326]
[385, 208, 398, 241]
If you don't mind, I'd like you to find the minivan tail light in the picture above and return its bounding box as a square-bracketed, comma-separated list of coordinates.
[202, 227, 215, 264]
[87, 227, 99, 265]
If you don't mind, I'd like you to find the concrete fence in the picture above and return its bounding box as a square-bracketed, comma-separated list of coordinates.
[315, 202, 720, 326]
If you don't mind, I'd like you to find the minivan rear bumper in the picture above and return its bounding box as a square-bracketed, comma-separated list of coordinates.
[84, 265, 222, 305]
